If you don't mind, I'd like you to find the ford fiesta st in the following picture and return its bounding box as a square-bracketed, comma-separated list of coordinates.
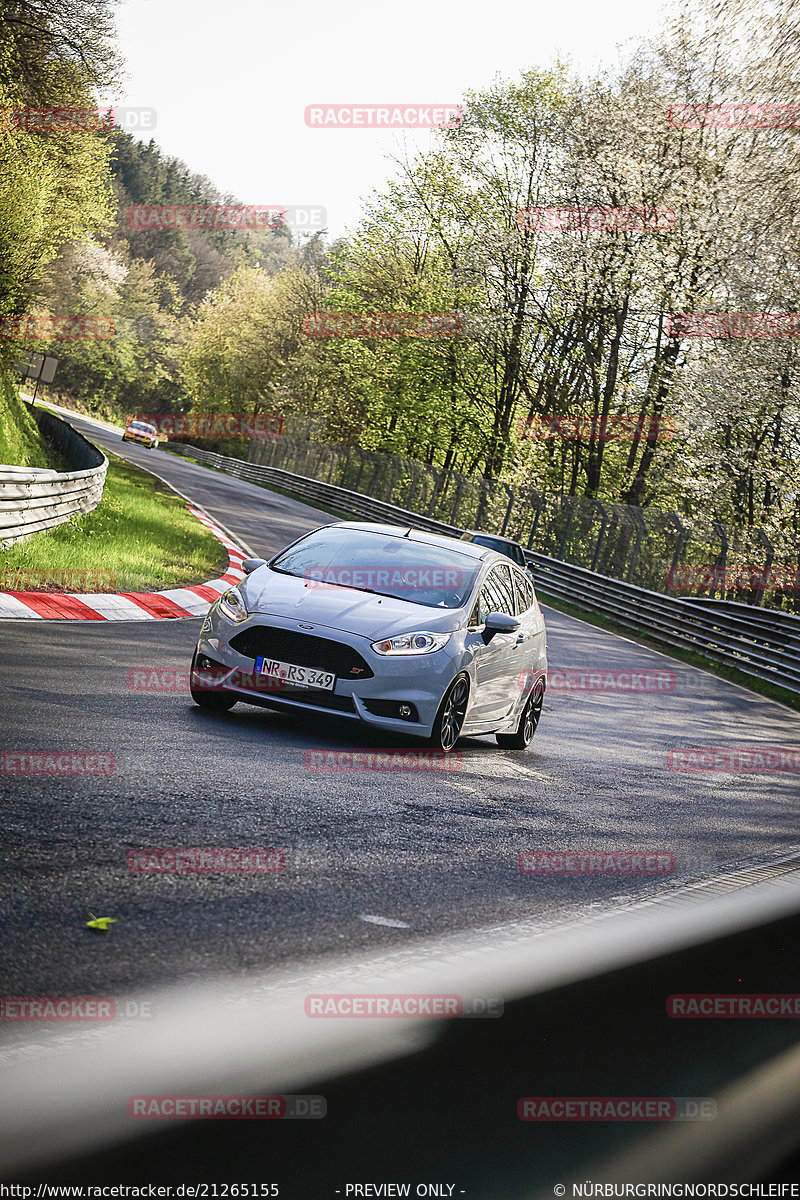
[190, 522, 547, 752]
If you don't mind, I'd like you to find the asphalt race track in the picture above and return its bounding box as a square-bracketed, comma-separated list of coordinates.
[2, 410, 799, 999]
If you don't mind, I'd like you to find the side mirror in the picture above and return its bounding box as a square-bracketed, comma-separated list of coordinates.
[242, 557, 267, 575]
[482, 611, 520, 644]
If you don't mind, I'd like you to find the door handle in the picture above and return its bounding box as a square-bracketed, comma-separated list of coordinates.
[516, 633, 526, 644]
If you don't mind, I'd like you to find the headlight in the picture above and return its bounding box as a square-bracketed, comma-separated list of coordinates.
[218, 587, 249, 623]
[371, 631, 452, 655]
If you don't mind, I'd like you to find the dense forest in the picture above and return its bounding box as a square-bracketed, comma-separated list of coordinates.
[1, 0, 799, 553]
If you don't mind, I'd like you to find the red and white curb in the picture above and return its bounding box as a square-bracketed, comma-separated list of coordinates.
[0, 506, 247, 621]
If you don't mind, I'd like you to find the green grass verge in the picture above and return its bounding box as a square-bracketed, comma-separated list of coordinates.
[0, 376, 63, 468]
[538, 589, 800, 712]
[1, 449, 226, 593]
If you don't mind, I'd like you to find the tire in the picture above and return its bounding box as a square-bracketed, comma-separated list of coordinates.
[430, 674, 469, 753]
[190, 651, 237, 711]
[496, 682, 544, 750]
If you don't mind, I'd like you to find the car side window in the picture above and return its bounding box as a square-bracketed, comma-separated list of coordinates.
[477, 565, 516, 622]
[476, 574, 501, 624]
[512, 567, 534, 614]
[493, 564, 517, 615]
[475, 580, 493, 625]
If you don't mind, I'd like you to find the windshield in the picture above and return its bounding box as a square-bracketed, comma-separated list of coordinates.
[271, 526, 481, 608]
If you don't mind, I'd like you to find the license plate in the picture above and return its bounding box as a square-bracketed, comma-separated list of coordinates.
[255, 656, 336, 691]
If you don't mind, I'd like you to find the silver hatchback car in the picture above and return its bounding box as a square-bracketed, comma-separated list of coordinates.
[190, 522, 547, 752]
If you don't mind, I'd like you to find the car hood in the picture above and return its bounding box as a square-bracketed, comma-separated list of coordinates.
[239, 570, 465, 640]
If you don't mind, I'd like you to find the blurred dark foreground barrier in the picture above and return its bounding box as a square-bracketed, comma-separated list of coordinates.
[2, 860, 800, 1191]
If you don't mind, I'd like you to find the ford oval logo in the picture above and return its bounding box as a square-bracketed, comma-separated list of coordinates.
[298, 623, 315, 630]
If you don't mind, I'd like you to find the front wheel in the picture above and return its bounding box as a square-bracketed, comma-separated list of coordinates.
[496, 683, 543, 750]
[430, 674, 469, 753]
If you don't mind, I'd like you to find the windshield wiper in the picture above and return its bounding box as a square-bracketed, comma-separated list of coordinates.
[329, 584, 401, 599]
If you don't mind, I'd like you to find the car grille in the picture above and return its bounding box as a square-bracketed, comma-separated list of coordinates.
[229, 626, 374, 680]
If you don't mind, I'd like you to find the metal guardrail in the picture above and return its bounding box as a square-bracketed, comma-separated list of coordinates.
[167, 440, 800, 696]
[528, 554, 800, 694]
[0, 409, 107, 546]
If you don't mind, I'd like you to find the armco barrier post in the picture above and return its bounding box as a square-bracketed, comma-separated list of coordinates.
[711, 520, 729, 600]
[754, 528, 774, 608]
[626, 508, 647, 583]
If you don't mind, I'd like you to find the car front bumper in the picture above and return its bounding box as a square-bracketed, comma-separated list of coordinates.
[122, 433, 157, 447]
[194, 612, 462, 739]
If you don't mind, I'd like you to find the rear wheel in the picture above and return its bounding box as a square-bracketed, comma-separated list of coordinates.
[190, 650, 237, 711]
[430, 674, 469, 752]
[496, 682, 543, 750]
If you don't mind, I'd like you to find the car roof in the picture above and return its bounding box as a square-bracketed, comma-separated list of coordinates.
[327, 521, 493, 561]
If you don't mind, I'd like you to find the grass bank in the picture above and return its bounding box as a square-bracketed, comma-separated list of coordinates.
[1, 448, 225, 593]
[0, 376, 62, 468]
